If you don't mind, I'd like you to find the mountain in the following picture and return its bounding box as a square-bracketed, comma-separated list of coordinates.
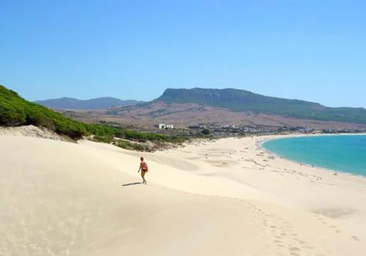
[36, 97, 143, 110]
[153, 88, 366, 125]
[0, 85, 130, 139]
[0, 85, 180, 143]
[99, 101, 365, 130]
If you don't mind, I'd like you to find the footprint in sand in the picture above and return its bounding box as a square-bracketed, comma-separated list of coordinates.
[294, 238, 306, 245]
[273, 240, 284, 248]
[352, 236, 360, 242]
[289, 246, 301, 254]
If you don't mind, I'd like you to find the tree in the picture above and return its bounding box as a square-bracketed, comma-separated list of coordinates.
[201, 128, 210, 135]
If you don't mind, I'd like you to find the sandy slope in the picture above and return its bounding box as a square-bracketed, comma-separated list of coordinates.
[0, 125, 64, 141]
[1, 134, 366, 256]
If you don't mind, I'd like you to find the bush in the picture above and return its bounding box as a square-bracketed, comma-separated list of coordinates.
[114, 140, 149, 152]
[115, 140, 132, 150]
[0, 102, 26, 126]
[0, 85, 88, 139]
[201, 128, 210, 135]
[94, 135, 114, 143]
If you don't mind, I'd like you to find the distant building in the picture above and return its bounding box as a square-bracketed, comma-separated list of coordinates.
[157, 124, 174, 129]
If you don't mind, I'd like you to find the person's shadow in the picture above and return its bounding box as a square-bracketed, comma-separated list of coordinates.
[122, 182, 142, 187]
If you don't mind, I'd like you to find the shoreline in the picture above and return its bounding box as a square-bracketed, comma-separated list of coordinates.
[162, 134, 366, 210]
[258, 133, 366, 180]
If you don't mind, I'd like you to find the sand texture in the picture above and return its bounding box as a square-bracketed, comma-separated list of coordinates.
[1, 133, 366, 256]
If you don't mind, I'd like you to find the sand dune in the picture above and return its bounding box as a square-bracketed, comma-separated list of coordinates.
[1, 134, 366, 256]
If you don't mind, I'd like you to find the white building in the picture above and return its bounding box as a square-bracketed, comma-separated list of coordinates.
[157, 124, 174, 129]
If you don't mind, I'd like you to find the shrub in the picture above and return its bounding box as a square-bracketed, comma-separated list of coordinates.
[201, 128, 210, 135]
[0, 85, 88, 139]
[94, 135, 114, 143]
[115, 140, 150, 152]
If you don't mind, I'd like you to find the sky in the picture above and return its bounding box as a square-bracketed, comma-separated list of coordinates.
[1, 0, 365, 107]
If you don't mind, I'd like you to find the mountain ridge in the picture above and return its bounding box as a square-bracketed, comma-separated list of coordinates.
[152, 88, 366, 124]
[36, 97, 143, 110]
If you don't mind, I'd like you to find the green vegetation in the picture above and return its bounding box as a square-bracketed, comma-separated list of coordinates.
[1, 85, 88, 139]
[91, 127, 185, 144]
[155, 88, 366, 124]
[201, 128, 210, 135]
[113, 140, 150, 152]
[0, 84, 188, 146]
[93, 134, 115, 143]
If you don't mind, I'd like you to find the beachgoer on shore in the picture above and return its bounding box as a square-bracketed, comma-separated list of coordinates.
[138, 157, 149, 184]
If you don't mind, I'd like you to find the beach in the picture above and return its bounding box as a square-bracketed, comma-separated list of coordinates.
[1, 130, 366, 256]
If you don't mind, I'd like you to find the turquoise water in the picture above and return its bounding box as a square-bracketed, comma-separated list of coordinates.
[263, 135, 366, 177]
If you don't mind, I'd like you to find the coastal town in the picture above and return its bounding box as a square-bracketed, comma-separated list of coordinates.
[148, 123, 366, 138]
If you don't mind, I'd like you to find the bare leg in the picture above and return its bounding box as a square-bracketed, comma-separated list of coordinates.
[141, 171, 147, 184]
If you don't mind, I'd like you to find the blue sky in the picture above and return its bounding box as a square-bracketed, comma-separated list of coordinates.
[1, 0, 365, 107]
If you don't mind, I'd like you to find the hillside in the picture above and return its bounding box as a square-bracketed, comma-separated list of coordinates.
[36, 97, 142, 109]
[0, 85, 185, 148]
[87, 102, 365, 131]
[0, 85, 130, 140]
[154, 88, 366, 124]
[0, 85, 89, 138]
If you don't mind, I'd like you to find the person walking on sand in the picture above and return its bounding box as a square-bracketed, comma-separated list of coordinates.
[138, 157, 148, 184]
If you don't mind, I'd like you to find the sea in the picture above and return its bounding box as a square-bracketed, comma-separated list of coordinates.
[262, 135, 366, 177]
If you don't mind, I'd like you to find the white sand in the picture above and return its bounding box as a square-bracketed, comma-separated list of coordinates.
[0, 125, 63, 141]
[1, 132, 365, 256]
